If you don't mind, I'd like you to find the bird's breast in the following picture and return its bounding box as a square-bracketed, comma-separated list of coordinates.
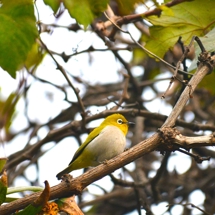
[85, 125, 126, 165]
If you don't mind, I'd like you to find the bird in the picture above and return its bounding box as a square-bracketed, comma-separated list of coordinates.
[56, 113, 133, 179]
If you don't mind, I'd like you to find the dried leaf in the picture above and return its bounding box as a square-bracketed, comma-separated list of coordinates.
[16, 181, 50, 215]
[57, 196, 84, 215]
[38, 202, 59, 215]
[33, 181, 50, 208]
[0, 170, 7, 205]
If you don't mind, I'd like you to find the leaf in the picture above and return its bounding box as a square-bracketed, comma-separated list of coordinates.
[145, 0, 215, 58]
[56, 196, 84, 215]
[33, 181, 50, 208]
[158, 5, 174, 16]
[63, 0, 109, 29]
[0, 0, 38, 78]
[0, 158, 7, 173]
[132, 47, 147, 64]
[198, 72, 215, 95]
[115, 0, 146, 15]
[188, 27, 215, 72]
[15, 181, 50, 215]
[15, 203, 42, 215]
[37, 202, 59, 215]
[44, 0, 61, 14]
[0, 170, 7, 205]
[7, 186, 43, 195]
[4, 186, 44, 203]
[25, 41, 46, 70]
[0, 92, 19, 133]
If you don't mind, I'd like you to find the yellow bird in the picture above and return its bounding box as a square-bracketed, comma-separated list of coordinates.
[56, 113, 133, 179]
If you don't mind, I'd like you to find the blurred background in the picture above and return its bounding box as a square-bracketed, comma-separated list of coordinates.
[1, 0, 215, 214]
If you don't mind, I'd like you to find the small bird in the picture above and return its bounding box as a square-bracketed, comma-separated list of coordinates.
[56, 113, 133, 179]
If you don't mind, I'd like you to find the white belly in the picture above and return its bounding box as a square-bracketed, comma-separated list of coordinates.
[86, 125, 126, 166]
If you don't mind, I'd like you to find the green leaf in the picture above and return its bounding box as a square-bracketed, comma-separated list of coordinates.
[0, 92, 19, 133]
[0, 184, 7, 205]
[63, 0, 109, 29]
[15, 204, 42, 215]
[198, 72, 215, 95]
[115, 0, 146, 15]
[145, 0, 215, 58]
[25, 42, 46, 70]
[4, 186, 44, 203]
[0, 170, 7, 205]
[0, 0, 38, 78]
[158, 5, 174, 16]
[0, 158, 7, 173]
[44, 0, 61, 14]
[189, 27, 215, 72]
[15, 181, 50, 215]
[132, 48, 147, 64]
[7, 186, 43, 195]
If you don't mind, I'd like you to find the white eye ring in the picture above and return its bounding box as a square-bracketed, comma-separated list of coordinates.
[117, 119, 123, 124]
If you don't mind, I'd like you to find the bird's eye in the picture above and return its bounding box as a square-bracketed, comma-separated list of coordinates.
[117, 119, 123, 124]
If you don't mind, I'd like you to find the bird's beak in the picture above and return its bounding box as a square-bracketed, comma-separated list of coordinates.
[127, 121, 135, 125]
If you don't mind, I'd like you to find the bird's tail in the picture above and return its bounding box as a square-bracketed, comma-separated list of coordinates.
[56, 165, 73, 180]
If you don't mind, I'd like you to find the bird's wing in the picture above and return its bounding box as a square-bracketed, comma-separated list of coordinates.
[69, 126, 102, 165]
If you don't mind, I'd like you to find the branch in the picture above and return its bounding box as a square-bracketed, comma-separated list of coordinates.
[39, 38, 86, 120]
[102, 11, 190, 76]
[112, 73, 130, 110]
[150, 152, 170, 202]
[5, 107, 215, 171]
[167, 203, 211, 215]
[159, 127, 215, 149]
[162, 52, 215, 127]
[98, 0, 190, 32]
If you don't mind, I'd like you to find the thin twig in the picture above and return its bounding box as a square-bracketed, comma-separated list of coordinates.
[161, 36, 196, 99]
[112, 73, 130, 110]
[177, 148, 210, 164]
[103, 12, 191, 76]
[167, 203, 211, 215]
[39, 38, 86, 122]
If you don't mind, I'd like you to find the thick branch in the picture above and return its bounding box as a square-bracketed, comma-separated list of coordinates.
[162, 54, 215, 127]
[1, 133, 160, 214]
[6, 107, 215, 171]
[99, 0, 190, 31]
[175, 134, 215, 148]
[161, 127, 215, 149]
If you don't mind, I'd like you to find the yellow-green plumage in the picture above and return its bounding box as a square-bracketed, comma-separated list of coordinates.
[56, 114, 131, 179]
